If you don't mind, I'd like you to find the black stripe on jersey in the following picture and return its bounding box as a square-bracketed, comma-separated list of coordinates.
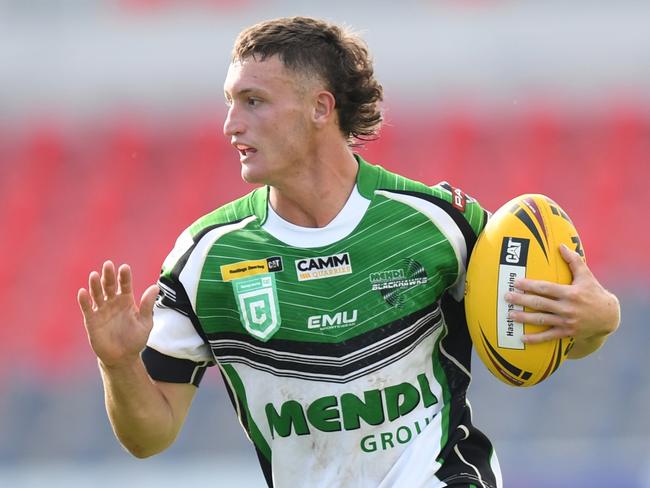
[435, 294, 498, 488]
[435, 294, 500, 485]
[171, 217, 250, 279]
[436, 292, 479, 484]
[381, 189, 480, 266]
[482, 209, 490, 227]
[141, 347, 210, 386]
[439, 292, 473, 392]
[436, 413, 499, 488]
[210, 302, 439, 358]
[157, 217, 252, 344]
[212, 319, 440, 383]
[254, 447, 274, 488]
[156, 274, 210, 347]
[208, 304, 442, 383]
[217, 367, 274, 488]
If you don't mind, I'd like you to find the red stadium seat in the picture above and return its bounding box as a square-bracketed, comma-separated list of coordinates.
[0, 104, 647, 380]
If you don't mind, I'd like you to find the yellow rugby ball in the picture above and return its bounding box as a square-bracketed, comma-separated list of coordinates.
[465, 194, 584, 387]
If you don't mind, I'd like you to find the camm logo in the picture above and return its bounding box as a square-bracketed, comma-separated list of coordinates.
[295, 252, 352, 281]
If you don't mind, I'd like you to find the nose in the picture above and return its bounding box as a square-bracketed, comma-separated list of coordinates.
[223, 104, 245, 137]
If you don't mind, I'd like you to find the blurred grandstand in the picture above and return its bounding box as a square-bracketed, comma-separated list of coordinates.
[0, 1, 649, 487]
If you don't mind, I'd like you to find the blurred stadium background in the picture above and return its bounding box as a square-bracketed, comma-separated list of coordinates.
[1, 0, 649, 486]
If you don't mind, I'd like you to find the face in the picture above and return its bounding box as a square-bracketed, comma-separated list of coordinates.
[223, 56, 318, 186]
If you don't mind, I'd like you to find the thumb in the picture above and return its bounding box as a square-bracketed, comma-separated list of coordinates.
[560, 243, 590, 282]
[139, 284, 160, 322]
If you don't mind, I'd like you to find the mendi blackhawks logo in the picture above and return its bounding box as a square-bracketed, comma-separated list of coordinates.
[369, 259, 428, 308]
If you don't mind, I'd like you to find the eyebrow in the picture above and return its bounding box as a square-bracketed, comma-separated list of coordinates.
[224, 87, 267, 99]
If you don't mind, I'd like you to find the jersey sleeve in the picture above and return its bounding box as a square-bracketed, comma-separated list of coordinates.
[430, 182, 490, 301]
[432, 182, 490, 238]
[143, 228, 215, 387]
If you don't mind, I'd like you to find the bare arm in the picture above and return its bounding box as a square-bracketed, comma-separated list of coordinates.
[505, 244, 620, 359]
[98, 358, 197, 458]
[78, 261, 196, 457]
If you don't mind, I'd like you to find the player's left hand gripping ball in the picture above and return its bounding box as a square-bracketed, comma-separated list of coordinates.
[464, 194, 603, 387]
[506, 243, 620, 360]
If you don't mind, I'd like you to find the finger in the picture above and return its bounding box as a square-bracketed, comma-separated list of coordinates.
[139, 284, 160, 322]
[101, 261, 117, 299]
[89, 271, 104, 308]
[560, 244, 591, 281]
[118, 264, 133, 295]
[505, 291, 564, 315]
[513, 278, 569, 299]
[509, 310, 565, 329]
[78, 288, 94, 318]
[522, 326, 571, 345]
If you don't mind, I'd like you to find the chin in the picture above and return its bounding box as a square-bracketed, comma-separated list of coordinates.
[240, 166, 268, 185]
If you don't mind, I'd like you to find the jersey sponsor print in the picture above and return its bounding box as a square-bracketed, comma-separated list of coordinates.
[144, 156, 501, 488]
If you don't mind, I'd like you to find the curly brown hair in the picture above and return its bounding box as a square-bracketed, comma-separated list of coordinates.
[232, 16, 384, 142]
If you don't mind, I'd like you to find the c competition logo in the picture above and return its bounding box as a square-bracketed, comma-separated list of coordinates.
[232, 274, 281, 342]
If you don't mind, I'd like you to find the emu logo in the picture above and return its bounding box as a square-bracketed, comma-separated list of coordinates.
[307, 310, 358, 329]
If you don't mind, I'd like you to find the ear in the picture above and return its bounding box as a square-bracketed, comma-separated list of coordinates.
[312, 91, 336, 128]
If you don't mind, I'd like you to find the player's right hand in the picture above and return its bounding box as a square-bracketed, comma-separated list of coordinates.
[77, 261, 159, 368]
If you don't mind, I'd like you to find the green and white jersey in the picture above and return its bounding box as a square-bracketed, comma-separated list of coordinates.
[143, 156, 502, 488]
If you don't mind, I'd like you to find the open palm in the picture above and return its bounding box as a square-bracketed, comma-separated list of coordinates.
[78, 261, 159, 368]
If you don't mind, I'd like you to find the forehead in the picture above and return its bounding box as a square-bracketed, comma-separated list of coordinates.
[224, 56, 301, 96]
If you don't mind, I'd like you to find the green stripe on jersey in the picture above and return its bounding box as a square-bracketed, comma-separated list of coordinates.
[221, 363, 271, 462]
[432, 324, 453, 457]
[155, 155, 492, 487]
[194, 184, 461, 342]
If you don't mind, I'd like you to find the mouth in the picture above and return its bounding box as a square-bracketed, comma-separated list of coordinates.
[234, 142, 257, 159]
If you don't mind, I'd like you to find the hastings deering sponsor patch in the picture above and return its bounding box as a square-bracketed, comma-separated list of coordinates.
[221, 256, 283, 282]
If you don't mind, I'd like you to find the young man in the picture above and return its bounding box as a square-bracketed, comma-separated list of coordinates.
[78, 16, 620, 488]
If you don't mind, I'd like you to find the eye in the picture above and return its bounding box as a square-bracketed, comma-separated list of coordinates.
[247, 97, 261, 107]
[224, 97, 232, 107]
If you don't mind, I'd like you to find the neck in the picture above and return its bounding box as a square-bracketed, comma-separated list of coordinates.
[269, 146, 358, 228]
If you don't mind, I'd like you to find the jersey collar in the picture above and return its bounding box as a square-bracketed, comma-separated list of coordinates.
[249, 154, 380, 225]
[354, 154, 381, 200]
